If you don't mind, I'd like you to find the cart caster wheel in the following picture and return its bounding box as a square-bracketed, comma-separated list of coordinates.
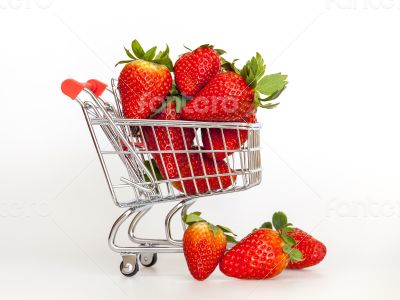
[120, 256, 139, 277]
[139, 253, 158, 267]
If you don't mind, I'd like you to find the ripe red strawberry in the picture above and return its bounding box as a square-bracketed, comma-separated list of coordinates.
[202, 113, 257, 160]
[172, 148, 237, 195]
[181, 53, 288, 122]
[116, 40, 173, 119]
[182, 212, 236, 280]
[142, 100, 195, 181]
[174, 45, 223, 97]
[220, 228, 288, 279]
[287, 228, 327, 269]
[219, 212, 303, 279]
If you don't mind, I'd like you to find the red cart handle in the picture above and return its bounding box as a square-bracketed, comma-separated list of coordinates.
[61, 78, 107, 99]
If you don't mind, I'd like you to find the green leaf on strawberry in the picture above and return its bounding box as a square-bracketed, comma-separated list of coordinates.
[260, 221, 273, 229]
[191, 211, 202, 216]
[283, 247, 303, 262]
[272, 211, 288, 230]
[169, 82, 180, 96]
[183, 211, 206, 225]
[194, 44, 226, 55]
[131, 39, 145, 58]
[143, 46, 157, 61]
[143, 159, 163, 182]
[211, 225, 219, 236]
[218, 52, 288, 112]
[150, 94, 186, 119]
[124, 47, 135, 59]
[116, 39, 173, 71]
[257, 73, 288, 96]
[225, 235, 238, 244]
[262, 211, 304, 263]
[154, 45, 173, 71]
[216, 225, 238, 243]
[182, 212, 237, 243]
[115, 60, 134, 65]
[280, 232, 296, 247]
[216, 224, 236, 235]
[240, 52, 266, 88]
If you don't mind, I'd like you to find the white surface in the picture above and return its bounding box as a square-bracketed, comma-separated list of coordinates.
[1, 0, 400, 299]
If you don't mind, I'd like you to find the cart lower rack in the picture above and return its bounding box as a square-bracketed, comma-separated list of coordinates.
[61, 78, 262, 276]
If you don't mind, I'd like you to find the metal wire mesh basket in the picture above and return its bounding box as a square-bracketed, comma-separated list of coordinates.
[63, 78, 262, 208]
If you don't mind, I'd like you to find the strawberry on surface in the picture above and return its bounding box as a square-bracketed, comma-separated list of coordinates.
[220, 228, 288, 280]
[172, 148, 237, 195]
[174, 45, 223, 97]
[219, 212, 303, 280]
[116, 40, 173, 119]
[181, 53, 288, 122]
[182, 212, 236, 280]
[201, 113, 257, 160]
[287, 228, 327, 269]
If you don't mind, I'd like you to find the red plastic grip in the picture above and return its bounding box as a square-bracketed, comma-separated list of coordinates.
[87, 79, 107, 96]
[61, 78, 107, 99]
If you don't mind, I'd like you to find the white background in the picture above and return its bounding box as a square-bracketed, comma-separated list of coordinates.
[1, 0, 400, 299]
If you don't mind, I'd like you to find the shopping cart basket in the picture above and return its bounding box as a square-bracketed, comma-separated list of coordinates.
[61, 78, 262, 276]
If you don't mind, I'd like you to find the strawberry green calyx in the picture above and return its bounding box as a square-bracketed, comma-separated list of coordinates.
[215, 225, 237, 244]
[222, 53, 288, 109]
[149, 93, 187, 118]
[260, 221, 273, 229]
[143, 159, 163, 182]
[198, 44, 226, 55]
[182, 211, 206, 225]
[240, 53, 266, 88]
[142, 159, 162, 194]
[116, 39, 173, 71]
[169, 81, 180, 96]
[183, 212, 237, 243]
[183, 44, 226, 55]
[166, 81, 191, 112]
[263, 211, 303, 263]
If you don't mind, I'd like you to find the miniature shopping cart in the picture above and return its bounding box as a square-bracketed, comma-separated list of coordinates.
[61, 78, 262, 277]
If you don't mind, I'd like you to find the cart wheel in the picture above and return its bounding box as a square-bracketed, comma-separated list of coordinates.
[120, 256, 139, 277]
[139, 253, 158, 267]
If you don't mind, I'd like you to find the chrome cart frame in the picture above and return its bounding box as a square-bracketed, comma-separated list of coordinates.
[61, 78, 262, 276]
